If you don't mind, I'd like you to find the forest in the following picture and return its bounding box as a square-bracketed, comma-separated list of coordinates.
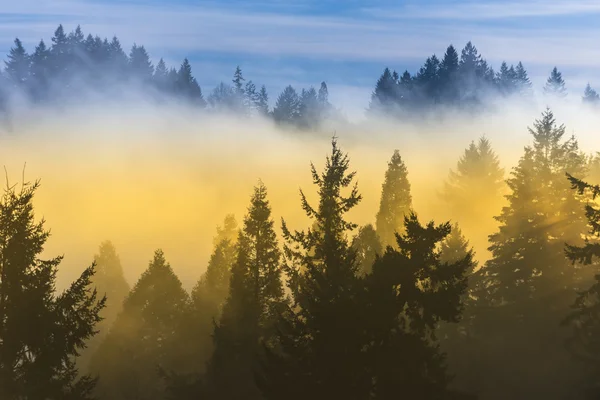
[1, 24, 599, 130]
[3, 24, 600, 400]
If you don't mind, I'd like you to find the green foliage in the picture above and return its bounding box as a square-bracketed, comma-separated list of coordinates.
[0, 180, 105, 400]
[351, 224, 382, 275]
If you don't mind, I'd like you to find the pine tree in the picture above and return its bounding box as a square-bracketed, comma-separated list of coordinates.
[351, 224, 382, 275]
[583, 84, 600, 105]
[375, 150, 413, 248]
[206, 182, 285, 399]
[232, 66, 245, 96]
[128, 44, 154, 82]
[0, 179, 105, 399]
[244, 80, 259, 112]
[4, 38, 30, 90]
[415, 55, 441, 104]
[107, 36, 129, 79]
[497, 62, 517, 95]
[273, 85, 300, 125]
[544, 67, 567, 98]
[364, 213, 472, 399]
[153, 58, 170, 91]
[90, 249, 191, 400]
[257, 137, 368, 400]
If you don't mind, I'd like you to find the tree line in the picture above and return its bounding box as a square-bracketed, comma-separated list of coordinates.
[2, 26, 600, 132]
[4, 108, 600, 398]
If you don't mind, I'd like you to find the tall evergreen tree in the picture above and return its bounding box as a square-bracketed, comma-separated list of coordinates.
[90, 249, 191, 400]
[273, 85, 300, 125]
[583, 83, 600, 105]
[514, 61, 532, 96]
[363, 213, 472, 399]
[49, 24, 70, 79]
[107, 36, 129, 79]
[439, 45, 460, 101]
[256, 85, 270, 116]
[0, 180, 105, 400]
[496, 62, 517, 95]
[415, 56, 440, 104]
[298, 87, 320, 129]
[543, 66, 567, 98]
[128, 44, 154, 82]
[369, 67, 397, 113]
[29, 40, 50, 99]
[4, 38, 30, 90]
[79, 241, 131, 373]
[208, 82, 236, 111]
[153, 58, 170, 91]
[206, 182, 285, 399]
[375, 150, 413, 248]
[176, 58, 206, 107]
[257, 137, 368, 400]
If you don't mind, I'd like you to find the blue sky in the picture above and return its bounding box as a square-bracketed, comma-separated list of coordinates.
[1, 0, 599, 117]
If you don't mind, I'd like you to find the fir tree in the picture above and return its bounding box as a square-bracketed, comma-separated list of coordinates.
[416, 55, 441, 104]
[298, 87, 320, 129]
[176, 58, 206, 107]
[544, 67, 567, 98]
[515, 62, 532, 96]
[4, 38, 30, 89]
[351, 224, 382, 275]
[29, 40, 50, 99]
[369, 67, 397, 113]
[0, 179, 105, 399]
[364, 213, 472, 399]
[583, 84, 600, 105]
[153, 58, 170, 91]
[439, 44, 460, 101]
[90, 249, 191, 400]
[256, 85, 269, 116]
[257, 137, 368, 400]
[497, 62, 517, 95]
[273, 85, 300, 125]
[49, 24, 70, 79]
[128, 44, 154, 82]
[107, 36, 129, 78]
[244, 80, 259, 112]
[375, 150, 413, 248]
[206, 182, 285, 399]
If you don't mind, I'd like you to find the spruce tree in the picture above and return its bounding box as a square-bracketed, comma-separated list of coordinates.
[583, 84, 600, 105]
[0, 180, 105, 399]
[206, 182, 285, 399]
[153, 58, 169, 91]
[49, 24, 69, 79]
[375, 150, 413, 248]
[497, 62, 517, 95]
[543, 67, 567, 98]
[298, 87, 320, 129]
[415, 56, 440, 104]
[90, 249, 191, 400]
[515, 62, 532, 96]
[257, 137, 368, 400]
[351, 224, 382, 275]
[107, 36, 129, 79]
[29, 40, 50, 99]
[439, 44, 460, 102]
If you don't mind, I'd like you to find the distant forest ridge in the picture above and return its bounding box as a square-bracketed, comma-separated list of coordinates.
[1, 24, 599, 128]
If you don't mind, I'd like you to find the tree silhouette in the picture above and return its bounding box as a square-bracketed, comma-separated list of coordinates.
[544, 67, 567, 98]
[0, 179, 105, 399]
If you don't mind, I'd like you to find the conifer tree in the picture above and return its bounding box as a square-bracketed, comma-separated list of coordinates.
[497, 62, 517, 95]
[369, 67, 397, 113]
[4, 38, 30, 90]
[79, 241, 131, 372]
[298, 87, 320, 129]
[153, 58, 169, 91]
[208, 82, 236, 111]
[415, 56, 441, 104]
[206, 182, 285, 399]
[364, 213, 472, 399]
[176, 58, 206, 107]
[90, 249, 190, 400]
[49, 24, 70, 79]
[29, 40, 50, 99]
[441, 136, 505, 253]
[273, 85, 300, 125]
[257, 137, 368, 400]
[351, 224, 382, 275]
[439, 45, 460, 101]
[0, 179, 105, 400]
[107, 36, 129, 78]
[244, 80, 258, 112]
[375, 150, 413, 248]
[128, 44, 154, 82]
[543, 66, 567, 98]
[256, 85, 270, 116]
[515, 61, 532, 96]
[583, 84, 600, 105]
